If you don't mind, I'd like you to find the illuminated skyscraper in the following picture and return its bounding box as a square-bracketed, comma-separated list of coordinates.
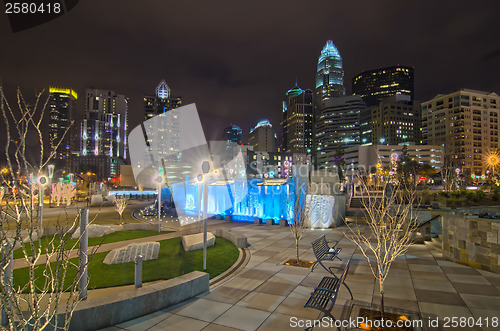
[281, 84, 313, 154]
[315, 40, 346, 101]
[80, 89, 128, 178]
[352, 65, 414, 107]
[313, 41, 345, 165]
[48, 87, 77, 172]
[315, 95, 365, 169]
[224, 124, 242, 145]
[248, 120, 276, 153]
[371, 95, 421, 145]
[144, 80, 182, 120]
[422, 89, 500, 179]
[352, 65, 415, 145]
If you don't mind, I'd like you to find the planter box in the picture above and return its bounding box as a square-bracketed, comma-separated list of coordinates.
[340, 300, 440, 330]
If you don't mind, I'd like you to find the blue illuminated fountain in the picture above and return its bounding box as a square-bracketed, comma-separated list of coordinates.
[166, 179, 296, 224]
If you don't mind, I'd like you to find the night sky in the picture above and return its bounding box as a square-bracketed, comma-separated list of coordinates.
[1, 0, 499, 145]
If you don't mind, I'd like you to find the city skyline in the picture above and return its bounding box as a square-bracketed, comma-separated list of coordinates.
[0, 0, 499, 145]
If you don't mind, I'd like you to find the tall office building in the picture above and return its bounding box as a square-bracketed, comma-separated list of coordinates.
[352, 65, 414, 107]
[80, 89, 128, 178]
[422, 89, 500, 179]
[371, 95, 421, 145]
[315, 95, 365, 169]
[281, 85, 314, 154]
[142, 81, 183, 166]
[352, 65, 415, 145]
[48, 87, 77, 172]
[144, 80, 182, 120]
[248, 120, 276, 153]
[313, 41, 345, 165]
[315, 40, 346, 100]
[224, 124, 242, 145]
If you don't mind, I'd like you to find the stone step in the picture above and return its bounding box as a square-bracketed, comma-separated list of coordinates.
[425, 237, 443, 252]
[349, 197, 382, 209]
[349, 197, 365, 208]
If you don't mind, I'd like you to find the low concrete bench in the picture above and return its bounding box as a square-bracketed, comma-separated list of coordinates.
[304, 259, 353, 326]
[215, 228, 248, 248]
[67, 271, 209, 331]
[311, 235, 342, 274]
[253, 218, 275, 226]
[254, 218, 263, 225]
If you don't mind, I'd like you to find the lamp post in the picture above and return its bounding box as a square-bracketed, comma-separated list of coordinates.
[156, 171, 164, 233]
[351, 162, 355, 197]
[197, 174, 202, 234]
[484, 152, 500, 186]
[201, 161, 210, 271]
[48, 165, 55, 208]
[487, 154, 499, 176]
[38, 174, 48, 233]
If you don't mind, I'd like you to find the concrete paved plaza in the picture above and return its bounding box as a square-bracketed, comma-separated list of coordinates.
[100, 222, 500, 331]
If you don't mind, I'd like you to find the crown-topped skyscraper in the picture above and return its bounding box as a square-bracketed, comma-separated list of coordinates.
[315, 40, 345, 100]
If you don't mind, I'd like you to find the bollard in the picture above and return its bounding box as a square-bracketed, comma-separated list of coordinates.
[79, 208, 89, 300]
[135, 255, 143, 288]
[2, 243, 13, 327]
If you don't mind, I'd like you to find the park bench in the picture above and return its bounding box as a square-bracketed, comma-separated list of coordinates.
[304, 259, 353, 327]
[311, 235, 342, 274]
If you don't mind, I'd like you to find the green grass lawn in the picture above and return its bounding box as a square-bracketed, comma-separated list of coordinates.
[13, 230, 172, 259]
[13, 237, 239, 292]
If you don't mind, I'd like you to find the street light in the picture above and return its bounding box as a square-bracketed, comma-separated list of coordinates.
[201, 160, 210, 271]
[485, 152, 500, 177]
[155, 167, 165, 233]
[48, 165, 55, 208]
[197, 173, 203, 234]
[351, 162, 355, 197]
[38, 174, 48, 233]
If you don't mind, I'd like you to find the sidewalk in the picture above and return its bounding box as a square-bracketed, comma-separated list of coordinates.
[95, 222, 500, 331]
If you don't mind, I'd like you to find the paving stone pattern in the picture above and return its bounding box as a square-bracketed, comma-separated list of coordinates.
[99, 223, 500, 331]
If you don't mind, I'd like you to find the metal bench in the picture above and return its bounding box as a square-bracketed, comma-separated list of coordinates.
[304, 259, 353, 328]
[311, 235, 342, 274]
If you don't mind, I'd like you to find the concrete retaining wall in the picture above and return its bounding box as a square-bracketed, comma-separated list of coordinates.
[442, 214, 500, 273]
[67, 271, 209, 331]
[332, 194, 346, 227]
[454, 207, 500, 217]
[42, 226, 74, 237]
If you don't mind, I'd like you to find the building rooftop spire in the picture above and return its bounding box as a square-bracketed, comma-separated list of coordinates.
[318, 40, 341, 63]
[156, 80, 170, 99]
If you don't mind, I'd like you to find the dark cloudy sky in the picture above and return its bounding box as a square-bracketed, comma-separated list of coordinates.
[1, 0, 499, 144]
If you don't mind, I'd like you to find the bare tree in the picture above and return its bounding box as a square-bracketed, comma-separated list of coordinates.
[113, 196, 128, 224]
[0, 86, 87, 330]
[345, 176, 420, 320]
[51, 183, 76, 207]
[287, 186, 323, 264]
[440, 156, 459, 192]
[289, 189, 307, 263]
